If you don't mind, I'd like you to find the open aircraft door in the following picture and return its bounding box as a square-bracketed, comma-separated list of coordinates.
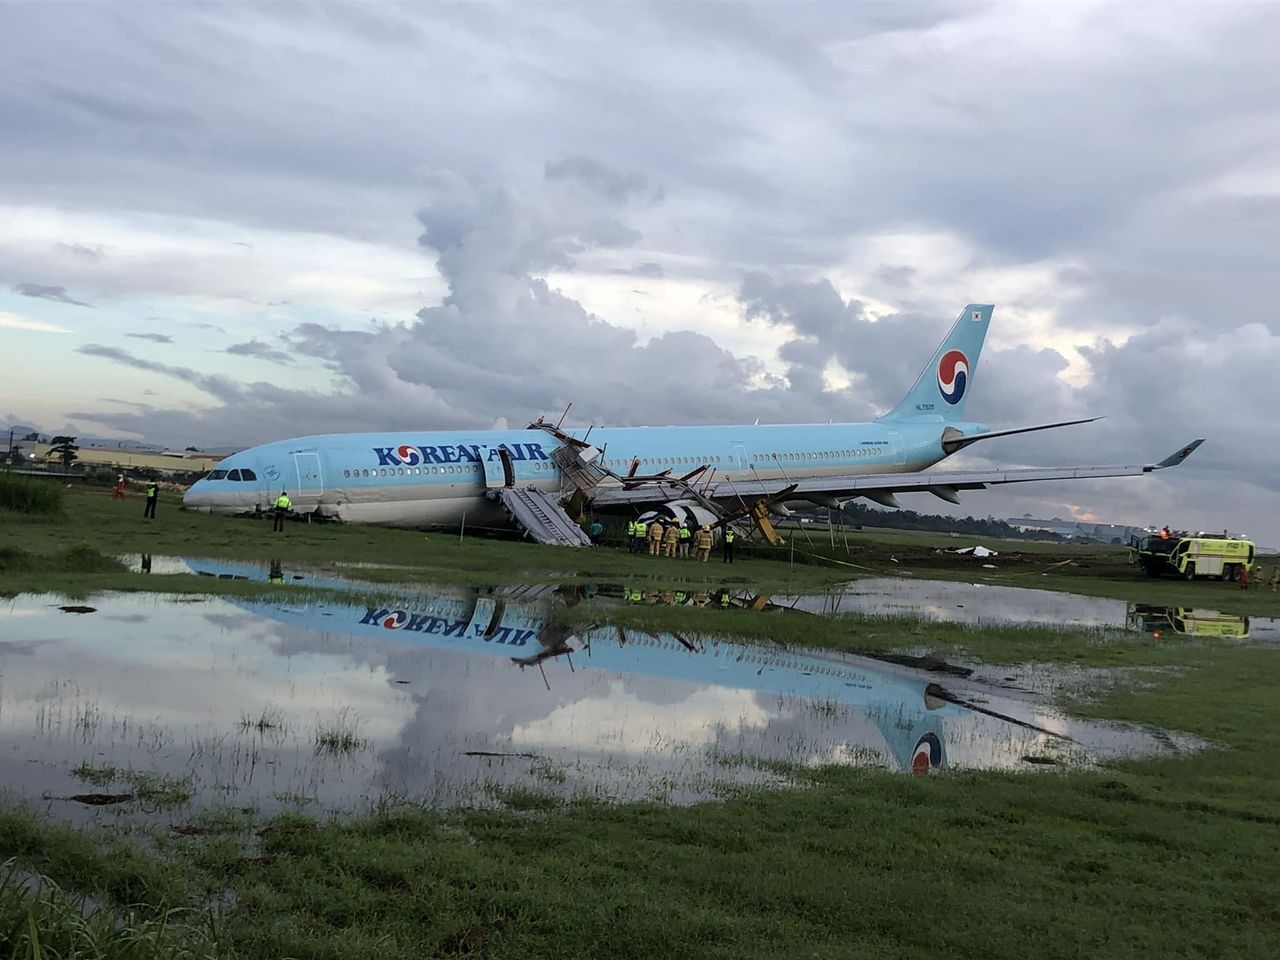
[292, 451, 324, 506]
[481, 447, 515, 489]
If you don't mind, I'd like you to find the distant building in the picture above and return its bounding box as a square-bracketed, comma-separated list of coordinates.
[31, 443, 225, 475]
[1007, 516, 1147, 544]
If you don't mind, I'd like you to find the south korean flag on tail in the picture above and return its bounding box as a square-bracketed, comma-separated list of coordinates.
[971, 309, 983, 321]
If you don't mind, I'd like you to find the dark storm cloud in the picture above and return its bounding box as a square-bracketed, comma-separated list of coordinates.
[12, 282, 91, 307]
[225, 340, 294, 365]
[125, 332, 173, 344]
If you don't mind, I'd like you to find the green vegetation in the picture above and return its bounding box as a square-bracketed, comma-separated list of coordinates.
[0, 474, 66, 517]
[0, 545, 124, 575]
[0, 860, 225, 960]
[1, 641, 1278, 958]
[69, 766, 194, 809]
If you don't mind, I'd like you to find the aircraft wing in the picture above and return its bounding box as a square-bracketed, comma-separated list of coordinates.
[588, 440, 1205, 510]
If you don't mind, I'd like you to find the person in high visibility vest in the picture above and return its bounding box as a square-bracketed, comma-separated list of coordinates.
[273, 490, 292, 533]
[625, 519, 636, 552]
[143, 480, 159, 519]
[677, 522, 691, 558]
[723, 527, 737, 564]
[634, 520, 647, 554]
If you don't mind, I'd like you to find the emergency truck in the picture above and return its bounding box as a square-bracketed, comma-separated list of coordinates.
[1129, 533, 1255, 581]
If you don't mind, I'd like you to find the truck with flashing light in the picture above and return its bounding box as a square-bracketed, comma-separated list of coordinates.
[1129, 533, 1255, 581]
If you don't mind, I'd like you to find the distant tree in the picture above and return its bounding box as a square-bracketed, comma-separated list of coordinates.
[185, 445, 198, 452]
[48, 435, 79, 470]
[22, 431, 39, 441]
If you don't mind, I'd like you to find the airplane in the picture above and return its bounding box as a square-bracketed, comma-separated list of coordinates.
[182, 304, 1204, 540]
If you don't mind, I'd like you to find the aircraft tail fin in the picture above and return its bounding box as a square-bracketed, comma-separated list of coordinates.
[876, 304, 993, 422]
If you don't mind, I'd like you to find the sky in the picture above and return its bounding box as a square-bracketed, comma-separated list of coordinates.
[2, 1, 1278, 541]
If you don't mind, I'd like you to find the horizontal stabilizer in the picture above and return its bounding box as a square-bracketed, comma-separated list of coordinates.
[941, 417, 1100, 455]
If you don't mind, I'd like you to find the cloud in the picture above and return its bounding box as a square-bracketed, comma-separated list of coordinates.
[610, 262, 665, 279]
[0, 311, 70, 334]
[225, 340, 294, 365]
[11, 282, 92, 307]
[125, 332, 173, 344]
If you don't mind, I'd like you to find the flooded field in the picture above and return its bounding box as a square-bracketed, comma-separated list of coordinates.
[2, 582, 1199, 823]
[123, 554, 1280, 639]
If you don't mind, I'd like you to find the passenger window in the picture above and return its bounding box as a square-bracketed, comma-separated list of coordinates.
[227, 470, 242, 481]
[241, 469, 257, 480]
[362, 469, 369, 477]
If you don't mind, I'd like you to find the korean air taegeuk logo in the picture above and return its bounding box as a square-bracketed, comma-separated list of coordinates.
[937, 349, 969, 405]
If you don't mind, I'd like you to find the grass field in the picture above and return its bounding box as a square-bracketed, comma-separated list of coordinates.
[4, 485, 1280, 957]
[3, 486, 1278, 615]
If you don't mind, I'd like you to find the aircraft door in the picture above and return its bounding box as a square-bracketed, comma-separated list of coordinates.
[481, 449, 506, 489]
[887, 433, 907, 467]
[732, 441, 748, 475]
[499, 448, 515, 487]
[293, 451, 324, 503]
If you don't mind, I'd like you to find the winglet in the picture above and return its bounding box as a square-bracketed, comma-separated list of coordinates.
[1152, 439, 1205, 469]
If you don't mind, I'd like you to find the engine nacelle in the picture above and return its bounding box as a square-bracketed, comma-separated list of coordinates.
[638, 500, 721, 538]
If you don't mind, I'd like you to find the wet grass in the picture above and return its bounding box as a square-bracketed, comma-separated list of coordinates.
[313, 710, 369, 756]
[2, 643, 1278, 958]
[69, 766, 195, 810]
[0, 859, 227, 959]
[0, 487, 851, 593]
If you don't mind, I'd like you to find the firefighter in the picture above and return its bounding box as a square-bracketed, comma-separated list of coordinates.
[723, 527, 736, 564]
[1239, 563, 1250, 590]
[694, 525, 713, 562]
[662, 521, 679, 557]
[648, 518, 665, 556]
[678, 522, 691, 558]
[273, 489, 292, 533]
[143, 480, 158, 519]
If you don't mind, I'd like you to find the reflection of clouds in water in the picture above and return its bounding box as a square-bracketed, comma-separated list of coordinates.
[787, 579, 1130, 629]
[508, 680, 771, 755]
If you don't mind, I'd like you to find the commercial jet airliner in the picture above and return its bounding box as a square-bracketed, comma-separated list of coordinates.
[182, 304, 1203, 540]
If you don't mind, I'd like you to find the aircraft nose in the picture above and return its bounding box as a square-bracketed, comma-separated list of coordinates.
[182, 481, 212, 512]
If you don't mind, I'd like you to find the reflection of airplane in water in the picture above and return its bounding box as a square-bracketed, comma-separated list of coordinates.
[185, 558, 1098, 776]
[1127, 604, 1250, 639]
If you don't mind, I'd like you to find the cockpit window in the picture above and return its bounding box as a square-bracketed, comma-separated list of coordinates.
[240, 468, 257, 481]
[208, 470, 228, 480]
[227, 470, 242, 481]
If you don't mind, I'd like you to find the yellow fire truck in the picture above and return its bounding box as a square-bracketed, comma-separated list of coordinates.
[1129, 533, 1255, 581]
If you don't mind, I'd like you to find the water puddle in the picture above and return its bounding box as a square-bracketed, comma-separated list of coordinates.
[1, 586, 1199, 822]
[123, 555, 1277, 640]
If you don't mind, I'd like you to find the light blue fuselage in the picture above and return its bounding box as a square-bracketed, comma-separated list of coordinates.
[182, 419, 986, 526]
